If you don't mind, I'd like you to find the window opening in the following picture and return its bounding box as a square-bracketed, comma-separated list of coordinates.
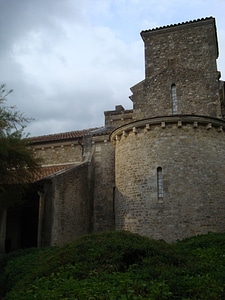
[157, 167, 163, 202]
[171, 84, 177, 114]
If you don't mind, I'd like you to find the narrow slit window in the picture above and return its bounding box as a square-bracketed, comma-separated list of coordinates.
[157, 167, 163, 201]
[171, 84, 177, 114]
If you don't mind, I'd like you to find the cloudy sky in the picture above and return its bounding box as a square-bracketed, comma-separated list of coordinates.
[1, 0, 225, 137]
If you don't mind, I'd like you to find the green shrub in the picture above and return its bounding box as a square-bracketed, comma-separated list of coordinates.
[0, 246, 57, 297]
[1, 231, 225, 299]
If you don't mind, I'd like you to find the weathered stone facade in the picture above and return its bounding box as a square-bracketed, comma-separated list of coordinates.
[43, 162, 93, 246]
[111, 117, 225, 241]
[111, 17, 225, 242]
[1, 17, 225, 253]
[131, 17, 221, 120]
[33, 142, 83, 165]
[91, 135, 115, 232]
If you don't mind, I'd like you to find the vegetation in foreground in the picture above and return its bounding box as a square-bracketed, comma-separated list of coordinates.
[0, 84, 40, 207]
[0, 231, 225, 299]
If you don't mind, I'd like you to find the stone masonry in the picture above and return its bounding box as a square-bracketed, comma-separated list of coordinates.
[2, 17, 225, 253]
[31, 17, 225, 244]
[111, 117, 225, 241]
[111, 17, 225, 242]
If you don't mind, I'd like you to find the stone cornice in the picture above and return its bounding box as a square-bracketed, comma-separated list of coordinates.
[141, 17, 215, 37]
[110, 115, 225, 142]
[141, 17, 218, 58]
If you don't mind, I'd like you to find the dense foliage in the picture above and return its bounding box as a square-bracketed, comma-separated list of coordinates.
[0, 84, 40, 207]
[0, 231, 225, 299]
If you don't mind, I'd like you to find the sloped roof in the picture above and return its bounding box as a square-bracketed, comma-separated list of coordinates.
[34, 164, 77, 182]
[0, 164, 78, 185]
[91, 127, 114, 136]
[141, 17, 215, 35]
[29, 128, 98, 145]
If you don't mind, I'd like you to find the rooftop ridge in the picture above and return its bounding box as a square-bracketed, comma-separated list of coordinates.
[141, 16, 214, 35]
[29, 127, 99, 144]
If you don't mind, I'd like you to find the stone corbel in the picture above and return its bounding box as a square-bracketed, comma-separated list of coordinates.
[145, 124, 151, 130]
[193, 121, 198, 128]
[133, 127, 138, 134]
[206, 123, 212, 130]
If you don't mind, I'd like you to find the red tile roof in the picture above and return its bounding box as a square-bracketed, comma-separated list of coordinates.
[141, 17, 214, 34]
[29, 128, 98, 144]
[34, 164, 77, 181]
[0, 164, 78, 185]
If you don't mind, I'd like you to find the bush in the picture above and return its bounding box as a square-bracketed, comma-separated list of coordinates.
[0, 246, 57, 297]
[1, 231, 225, 299]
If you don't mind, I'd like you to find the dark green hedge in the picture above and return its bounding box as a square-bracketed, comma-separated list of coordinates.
[1, 231, 225, 299]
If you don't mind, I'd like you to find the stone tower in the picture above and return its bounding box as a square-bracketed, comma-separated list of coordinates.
[111, 17, 225, 242]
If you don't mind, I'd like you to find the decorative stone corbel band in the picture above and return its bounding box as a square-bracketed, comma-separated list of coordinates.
[110, 115, 225, 142]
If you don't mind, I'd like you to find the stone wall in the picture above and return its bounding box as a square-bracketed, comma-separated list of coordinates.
[37, 133, 116, 246]
[41, 162, 93, 246]
[104, 105, 133, 129]
[112, 117, 225, 242]
[33, 141, 83, 165]
[23, 17, 225, 248]
[92, 134, 115, 232]
[131, 18, 221, 120]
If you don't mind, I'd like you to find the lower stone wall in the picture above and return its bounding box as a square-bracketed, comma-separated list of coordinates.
[40, 134, 116, 247]
[114, 120, 225, 242]
[92, 137, 115, 232]
[33, 142, 83, 165]
[42, 162, 93, 246]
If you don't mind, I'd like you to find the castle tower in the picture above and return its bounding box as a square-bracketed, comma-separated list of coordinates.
[111, 17, 225, 242]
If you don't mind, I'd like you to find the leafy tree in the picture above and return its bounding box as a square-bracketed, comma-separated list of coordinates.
[0, 84, 40, 207]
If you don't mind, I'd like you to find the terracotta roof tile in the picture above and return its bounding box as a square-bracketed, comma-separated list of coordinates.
[34, 164, 77, 182]
[141, 17, 214, 35]
[0, 164, 78, 185]
[29, 128, 98, 144]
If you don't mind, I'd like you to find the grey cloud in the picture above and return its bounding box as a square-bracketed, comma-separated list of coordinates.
[0, 0, 87, 54]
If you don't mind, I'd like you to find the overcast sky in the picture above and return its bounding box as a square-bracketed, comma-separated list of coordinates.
[1, 0, 225, 137]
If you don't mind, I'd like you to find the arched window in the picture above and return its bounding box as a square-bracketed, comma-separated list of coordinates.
[157, 167, 163, 202]
[171, 84, 177, 114]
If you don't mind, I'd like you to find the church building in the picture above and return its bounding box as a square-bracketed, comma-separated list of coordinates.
[1, 17, 225, 253]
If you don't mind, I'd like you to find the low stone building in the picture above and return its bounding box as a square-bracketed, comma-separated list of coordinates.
[1, 17, 225, 252]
